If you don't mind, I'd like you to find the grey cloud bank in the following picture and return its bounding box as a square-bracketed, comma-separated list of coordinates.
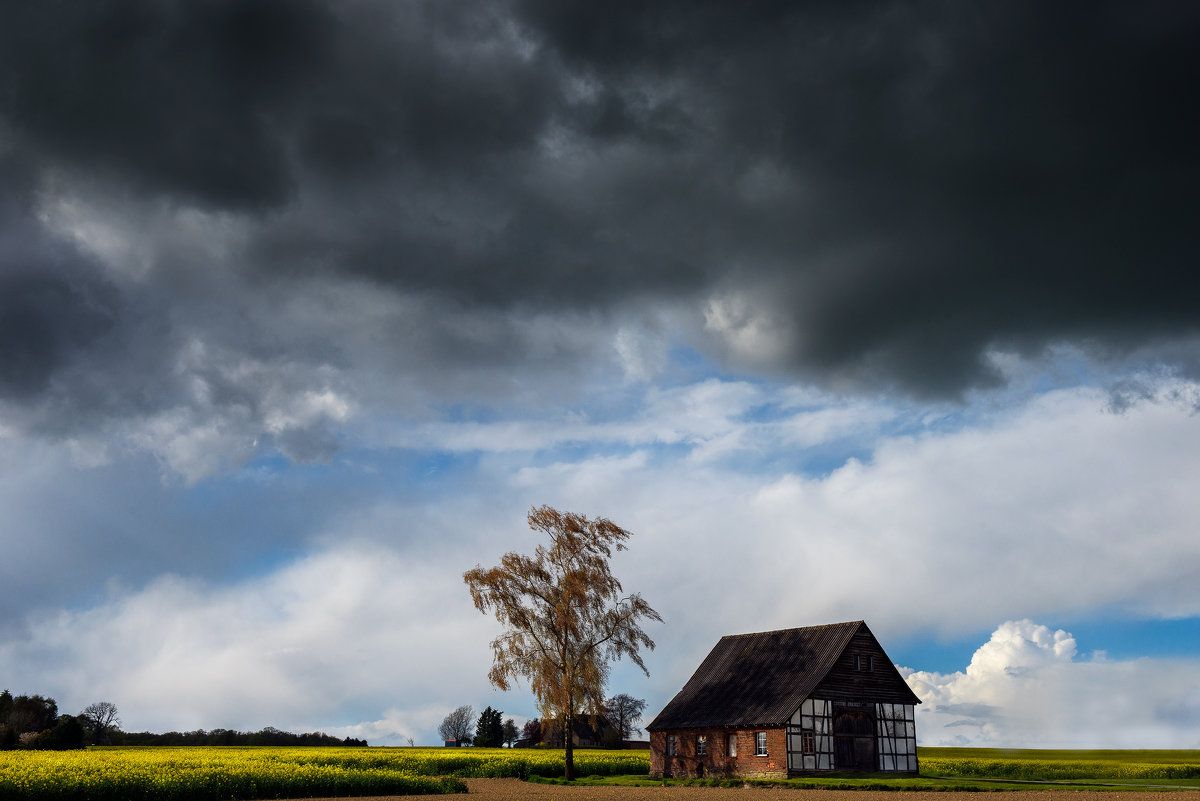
[2, 1, 1200, 748]
[2, 1, 1199, 439]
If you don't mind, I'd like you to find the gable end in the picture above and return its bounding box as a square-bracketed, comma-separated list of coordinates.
[808, 626, 920, 707]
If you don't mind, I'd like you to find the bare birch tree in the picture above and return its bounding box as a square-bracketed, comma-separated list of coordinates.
[80, 701, 120, 744]
[604, 693, 648, 741]
[464, 505, 661, 779]
[437, 705, 474, 744]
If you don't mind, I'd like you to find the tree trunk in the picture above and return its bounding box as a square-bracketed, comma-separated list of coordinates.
[564, 709, 575, 780]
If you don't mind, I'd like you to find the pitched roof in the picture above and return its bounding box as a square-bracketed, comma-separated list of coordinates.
[647, 620, 877, 730]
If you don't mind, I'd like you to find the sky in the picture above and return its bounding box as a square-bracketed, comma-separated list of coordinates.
[1, 1, 1199, 749]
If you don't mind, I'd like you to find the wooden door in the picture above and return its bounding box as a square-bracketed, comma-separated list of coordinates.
[833, 707, 876, 771]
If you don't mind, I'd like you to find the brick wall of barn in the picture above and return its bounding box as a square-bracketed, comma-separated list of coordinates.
[650, 728, 788, 780]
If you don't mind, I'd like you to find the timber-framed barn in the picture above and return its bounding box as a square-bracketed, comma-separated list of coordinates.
[647, 621, 920, 778]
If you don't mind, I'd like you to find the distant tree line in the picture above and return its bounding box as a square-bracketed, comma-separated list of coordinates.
[1, 689, 366, 749]
[437, 705, 520, 747]
[437, 693, 645, 750]
[114, 726, 367, 747]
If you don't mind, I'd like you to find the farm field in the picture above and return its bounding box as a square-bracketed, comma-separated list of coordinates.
[919, 748, 1200, 786]
[0, 746, 644, 800]
[3, 746, 1200, 800]
[0, 747, 466, 800]
[529, 747, 1200, 791]
[528, 748, 1200, 791]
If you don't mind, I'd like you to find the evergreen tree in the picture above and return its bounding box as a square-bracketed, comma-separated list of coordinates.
[473, 706, 504, 748]
[502, 718, 519, 747]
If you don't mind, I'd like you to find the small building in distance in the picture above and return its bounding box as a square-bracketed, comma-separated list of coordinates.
[647, 621, 920, 779]
[520, 715, 615, 748]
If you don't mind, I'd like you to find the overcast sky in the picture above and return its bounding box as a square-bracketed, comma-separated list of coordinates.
[2, 1, 1199, 748]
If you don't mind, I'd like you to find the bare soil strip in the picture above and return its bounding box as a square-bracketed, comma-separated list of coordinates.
[293, 777, 1200, 801]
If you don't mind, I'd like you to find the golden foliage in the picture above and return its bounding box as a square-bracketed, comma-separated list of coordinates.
[464, 506, 661, 778]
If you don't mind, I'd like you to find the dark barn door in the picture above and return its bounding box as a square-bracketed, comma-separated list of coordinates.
[833, 705, 876, 772]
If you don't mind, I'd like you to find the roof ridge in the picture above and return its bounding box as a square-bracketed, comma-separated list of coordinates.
[718, 620, 864, 639]
[647, 619, 918, 732]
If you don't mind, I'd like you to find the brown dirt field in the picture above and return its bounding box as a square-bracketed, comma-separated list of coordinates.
[294, 778, 1200, 801]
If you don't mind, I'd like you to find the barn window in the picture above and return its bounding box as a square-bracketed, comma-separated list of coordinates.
[851, 653, 877, 671]
[667, 734, 678, 756]
[696, 734, 707, 755]
[755, 731, 768, 756]
[874, 704, 917, 771]
[727, 733, 737, 757]
[795, 698, 835, 770]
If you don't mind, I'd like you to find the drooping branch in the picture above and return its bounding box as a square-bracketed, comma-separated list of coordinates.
[464, 505, 661, 780]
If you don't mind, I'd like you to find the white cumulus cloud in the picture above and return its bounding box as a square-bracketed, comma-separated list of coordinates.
[0, 544, 519, 745]
[904, 620, 1200, 748]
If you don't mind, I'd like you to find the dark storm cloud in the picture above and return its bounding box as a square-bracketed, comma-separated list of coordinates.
[0, 271, 113, 397]
[0, 0, 329, 209]
[0, 158, 122, 400]
[517, 0, 1200, 393]
[2, 0, 1198, 412]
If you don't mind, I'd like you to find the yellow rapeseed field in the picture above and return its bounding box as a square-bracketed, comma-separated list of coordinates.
[0, 746, 462, 800]
[920, 752, 1200, 782]
[358, 746, 651, 778]
[0, 746, 649, 800]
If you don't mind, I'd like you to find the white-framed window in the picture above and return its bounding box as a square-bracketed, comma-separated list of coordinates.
[727, 733, 737, 757]
[793, 698, 835, 771]
[755, 731, 768, 756]
[696, 734, 707, 756]
[874, 703, 917, 771]
[666, 734, 678, 756]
